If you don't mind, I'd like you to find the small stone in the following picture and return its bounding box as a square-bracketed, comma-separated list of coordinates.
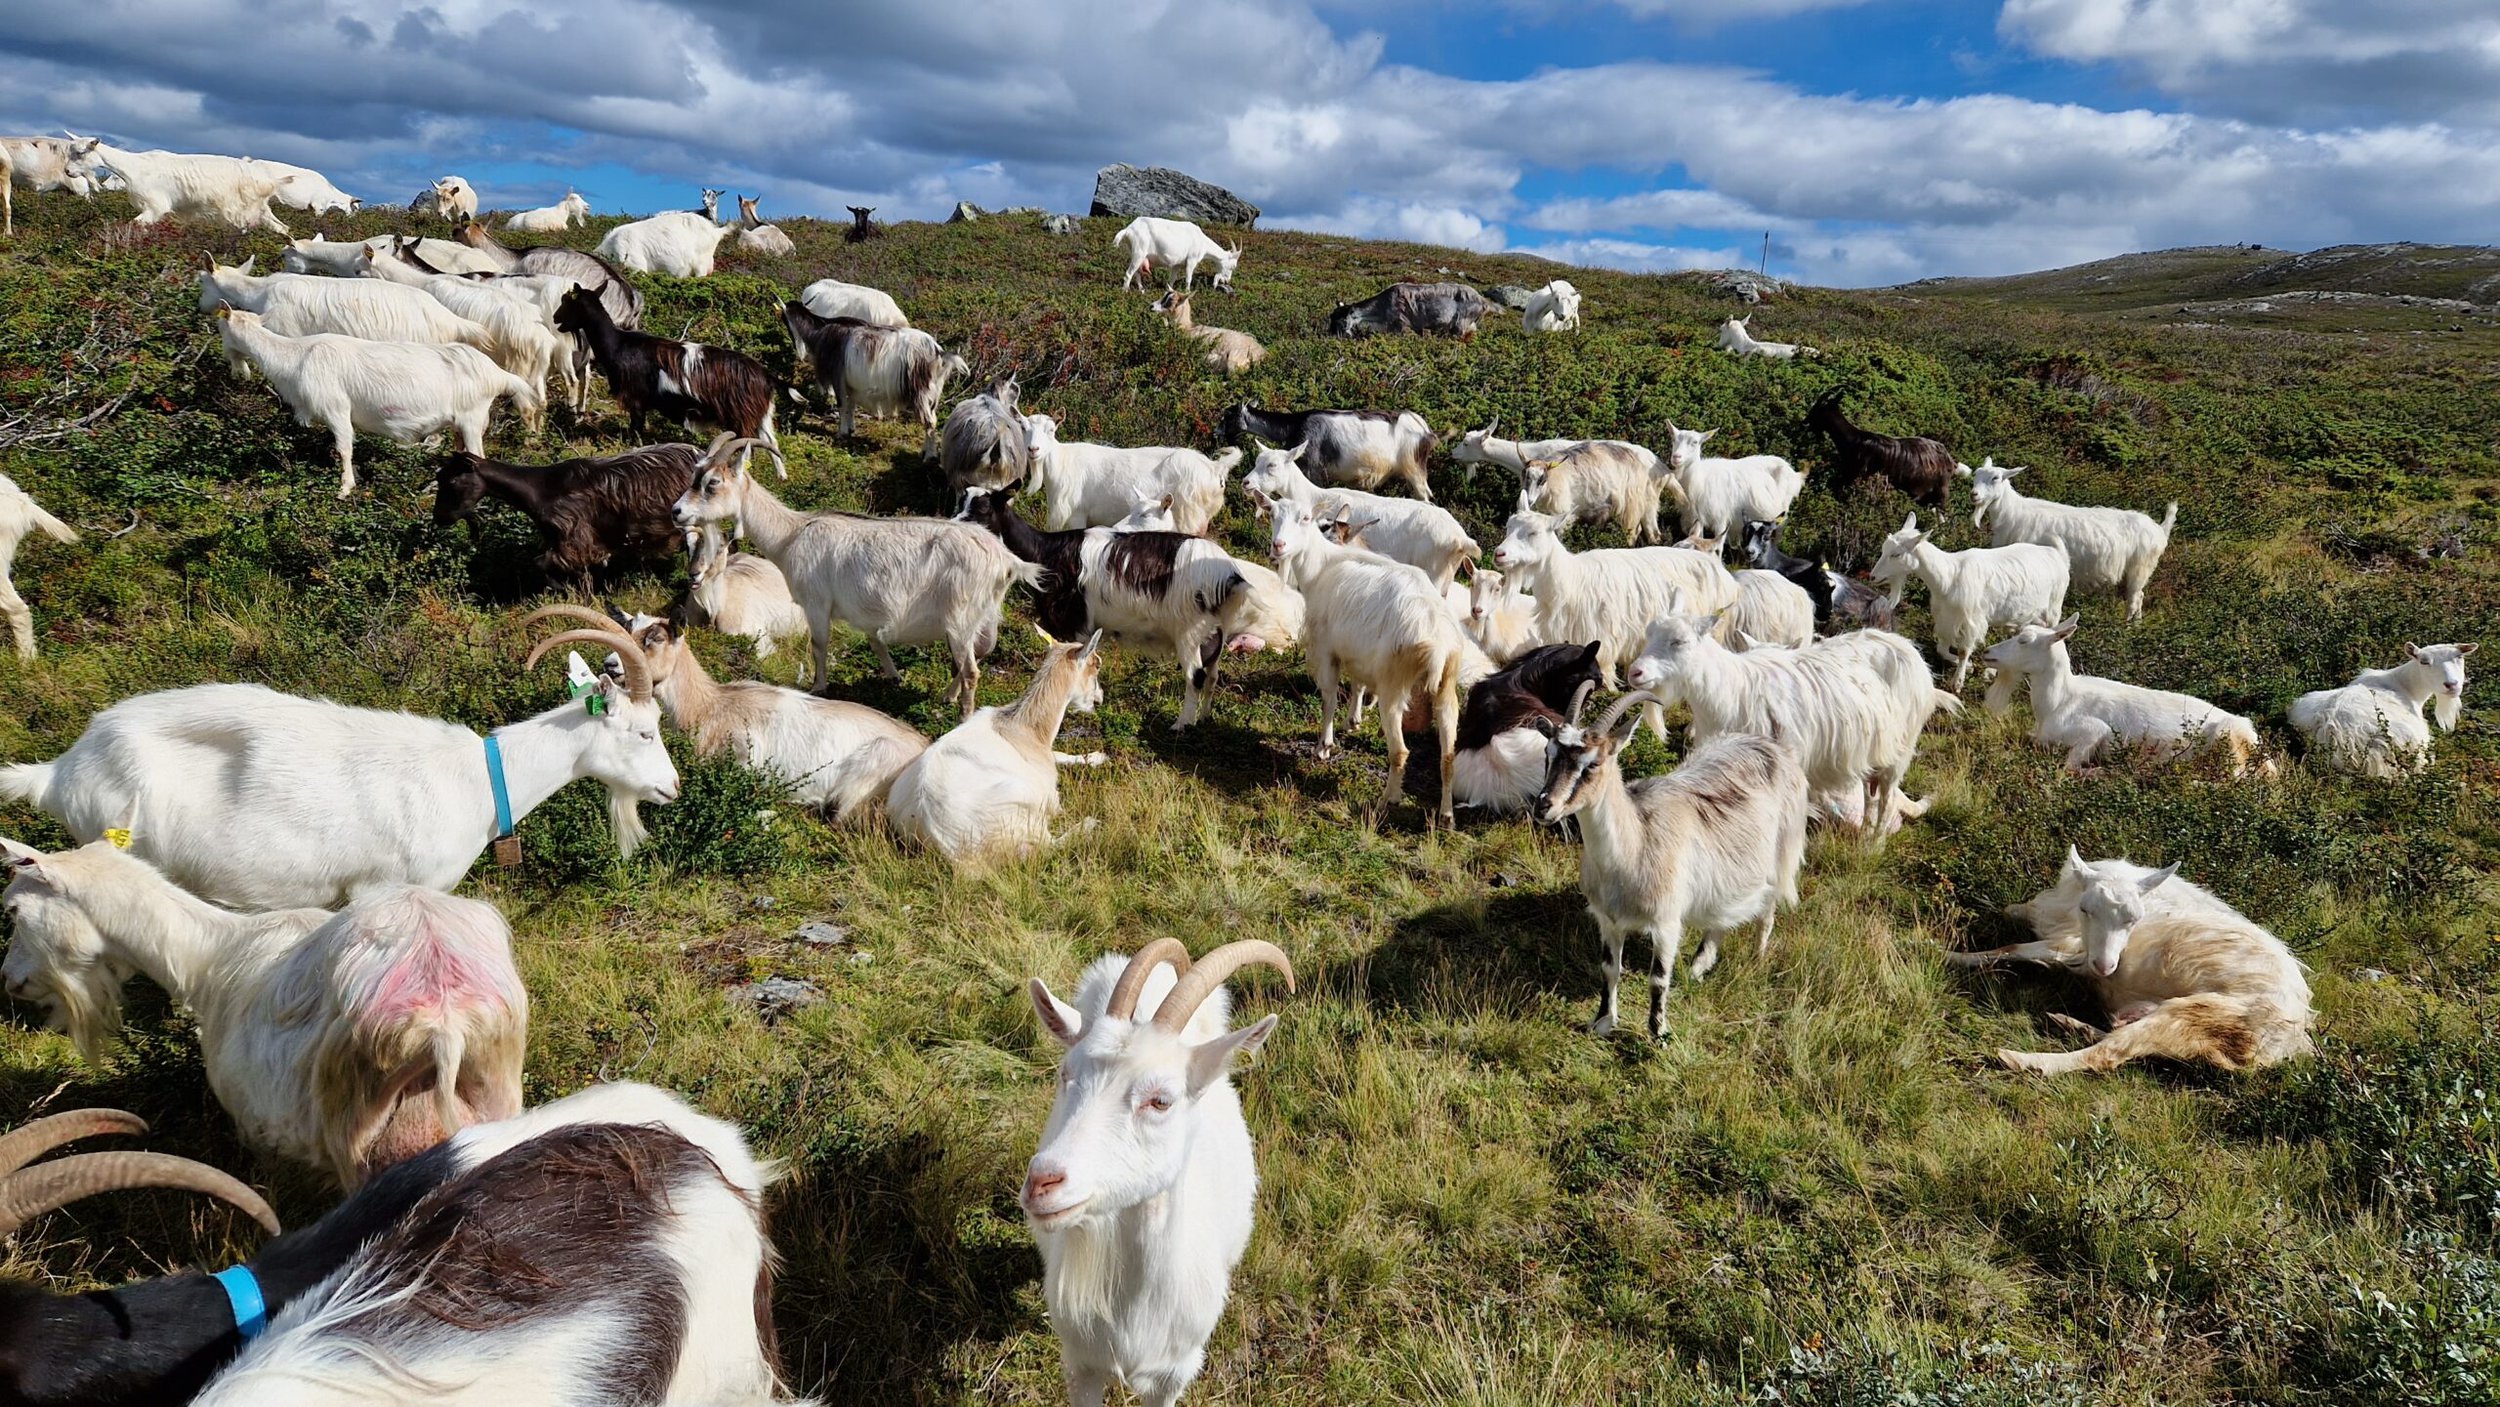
[750, 895, 779, 910]
[947, 201, 981, 224]
[1042, 213, 1079, 236]
[1484, 284, 1539, 311]
[2354, 967, 2389, 983]
[847, 949, 874, 967]
[795, 921, 849, 947]
[730, 976, 825, 1023]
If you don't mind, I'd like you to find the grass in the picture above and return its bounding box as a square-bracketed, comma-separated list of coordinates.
[1, 194, 2496, 1405]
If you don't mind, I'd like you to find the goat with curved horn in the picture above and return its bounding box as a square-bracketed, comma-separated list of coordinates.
[1101, 936, 1192, 1022]
[521, 608, 653, 702]
[1150, 939, 1294, 1033]
[1, 1150, 282, 1239]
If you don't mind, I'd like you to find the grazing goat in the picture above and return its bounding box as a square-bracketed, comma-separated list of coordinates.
[1522, 280, 1582, 333]
[1, 841, 525, 1187]
[1151, 287, 1264, 372]
[199, 258, 499, 370]
[1022, 413, 1232, 533]
[1492, 511, 1736, 697]
[456, 222, 644, 334]
[1809, 392, 1955, 509]
[2289, 642, 2474, 777]
[935, 377, 1031, 494]
[254, 160, 358, 216]
[282, 235, 501, 276]
[887, 632, 1106, 866]
[357, 246, 566, 400]
[87, 145, 286, 231]
[0, 613, 676, 909]
[1453, 643, 1603, 812]
[733, 195, 796, 256]
[1627, 609, 1955, 839]
[1535, 699, 1808, 1039]
[1328, 282, 1493, 339]
[432, 442, 702, 591]
[502, 190, 589, 233]
[595, 207, 730, 278]
[188, 1082, 801, 1407]
[428, 175, 477, 225]
[1112, 216, 1242, 291]
[1950, 849, 2313, 1075]
[1870, 512, 2070, 690]
[1660, 423, 1806, 542]
[1517, 443, 1669, 544]
[781, 303, 967, 438]
[1270, 501, 1466, 826]
[1442, 416, 1593, 491]
[797, 277, 909, 328]
[2, 135, 102, 236]
[558, 287, 784, 475]
[1983, 618, 2268, 775]
[1222, 402, 1436, 500]
[1963, 459, 2176, 621]
[673, 440, 1038, 709]
[211, 308, 539, 498]
[1245, 442, 1476, 588]
[0, 475, 75, 662]
[1714, 315, 1815, 359]
[1023, 939, 1293, 1407]
[685, 523, 808, 658]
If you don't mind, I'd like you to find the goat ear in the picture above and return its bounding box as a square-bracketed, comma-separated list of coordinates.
[2051, 615, 2081, 640]
[1029, 979, 1084, 1047]
[1078, 629, 1105, 661]
[1900, 513, 1919, 533]
[2459, 643, 2478, 657]
[1285, 440, 1309, 462]
[1186, 1013, 1278, 1094]
[1033, 623, 1059, 648]
[2137, 863, 2178, 895]
[1, 836, 49, 874]
[1699, 429, 1717, 444]
[2405, 642, 2421, 657]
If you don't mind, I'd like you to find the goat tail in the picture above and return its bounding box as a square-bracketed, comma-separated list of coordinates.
[1005, 557, 1048, 591]
[27, 500, 76, 544]
[0, 761, 51, 805]
[1930, 687, 1964, 716]
[2159, 500, 2179, 537]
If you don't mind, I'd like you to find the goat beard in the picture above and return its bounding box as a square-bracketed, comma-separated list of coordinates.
[607, 788, 651, 859]
[2434, 693, 2462, 733]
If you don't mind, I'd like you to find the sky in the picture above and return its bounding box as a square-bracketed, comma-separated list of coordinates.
[4, 0, 2497, 287]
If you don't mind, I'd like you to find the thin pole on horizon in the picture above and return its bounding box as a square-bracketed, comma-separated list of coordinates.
[1759, 231, 1770, 277]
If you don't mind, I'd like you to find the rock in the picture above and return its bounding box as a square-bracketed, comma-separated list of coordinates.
[1484, 284, 1539, 311]
[1704, 270, 1786, 304]
[794, 920, 849, 947]
[1042, 213, 1079, 236]
[2354, 967, 2388, 983]
[729, 976, 825, 1024]
[946, 201, 981, 224]
[1090, 164, 1260, 228]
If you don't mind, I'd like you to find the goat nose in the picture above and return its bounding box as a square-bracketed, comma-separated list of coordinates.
[1023, 1167, 1066, 1204]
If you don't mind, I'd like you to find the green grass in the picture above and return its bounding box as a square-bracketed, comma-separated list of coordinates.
[2, 195, 2496, 1405]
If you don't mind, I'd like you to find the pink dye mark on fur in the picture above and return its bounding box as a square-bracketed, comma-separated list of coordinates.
[360, 918, 515, 1028]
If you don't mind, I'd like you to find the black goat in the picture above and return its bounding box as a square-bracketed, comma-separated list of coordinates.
[1452, 643, 1603, 813]
[433, 442, 704, 591]
[1806, 391, 1955, 509]
[555, 287, 786, 475]
[845, 205, 881, 242]
[1741, 518, 1836, 626]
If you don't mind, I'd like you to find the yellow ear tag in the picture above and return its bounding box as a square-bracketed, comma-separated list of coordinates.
[103, 828, 133, 850]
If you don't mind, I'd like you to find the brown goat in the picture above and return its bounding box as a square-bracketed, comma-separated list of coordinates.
[1807, 392, 1955, 509]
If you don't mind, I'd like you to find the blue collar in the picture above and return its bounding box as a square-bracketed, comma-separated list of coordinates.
[212, 1265, 267, 1340]
[483, 734, 515, 840]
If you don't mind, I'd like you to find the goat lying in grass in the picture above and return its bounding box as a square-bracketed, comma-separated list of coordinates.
[684, 522, 808, 658]
[2289, 642, 2473, 777]
[1982, 618, 2270, 776]
[887, 631, 1107, 867]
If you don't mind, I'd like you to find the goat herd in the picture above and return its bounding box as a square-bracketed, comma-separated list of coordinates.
[0, 145, 2483, 1407]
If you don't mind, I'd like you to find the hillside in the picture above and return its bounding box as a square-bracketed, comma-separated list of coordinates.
[1, 196, 2496, 1405]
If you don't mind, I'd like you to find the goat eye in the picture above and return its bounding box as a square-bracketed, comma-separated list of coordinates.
[1138, 1092, 1173, 1114]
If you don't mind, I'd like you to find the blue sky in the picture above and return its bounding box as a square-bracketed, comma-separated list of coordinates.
[5, 0, 2497, 286]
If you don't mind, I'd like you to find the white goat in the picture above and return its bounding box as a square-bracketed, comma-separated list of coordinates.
[1949, 849, 2313, 1075]
[1522, 279, 1582, 333]
[797, 277, 910, 328]
[685, 523, 808, 658]
[1982, 618, 2268, 775]
[1443, 417, 1587, 490]
[1870, 512, 2069, 690]
[2, 135, 102, 236]
[0, 840, 525, 1188]
[502, 190, 590, 233]
[672, 443, 1040, 711]
[281, 235, 502, 276]
[429, 175, 477, 224]
[1150, 287, 1264, 372]
[1492, 511, 1736, 696]
[1714, 315, 1815, 360]
[210, 308, 539, 497]
[0, 613, 676, 909]
[733, 195, 796, 256]
[86, 145, 287, 231]
[1720, 569, 1816, 651]
[200, 257, 499, 364]
[1962, 459, 2175, 620]
[1023, 939, 1292, 1407]
[1112, 217, 1242, 291]
[1534, 701, 1807, 1039]
[2288, 643, 2474, 777]
[0, 474, 76, 661]
[1020, 415, 1231, 535]
[356, 246, 566, 400]
[1517, 443, 1669, 543]
[253, 160, 358, 215]
[1659, 423, 1806, 541]
[1245, 442, 1477, 589]
[1442, 563, 1540, 666]
[888, 633, 1105, 866]
[596, 209, 730, 278]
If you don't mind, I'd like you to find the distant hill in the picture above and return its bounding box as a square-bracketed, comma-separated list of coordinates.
[1884, 241, 2500, 330]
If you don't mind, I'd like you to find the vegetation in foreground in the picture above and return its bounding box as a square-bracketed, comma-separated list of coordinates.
[0, 195, 2495, 1405]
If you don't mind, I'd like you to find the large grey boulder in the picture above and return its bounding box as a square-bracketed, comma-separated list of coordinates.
[1090, 164, 1259, 228]
[1484, 284, 1540, 311]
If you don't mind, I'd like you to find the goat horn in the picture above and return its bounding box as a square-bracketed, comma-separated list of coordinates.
[0, 1151, 280, 1239]
[1103, 938, 1192, 1023]
[0, 1109, 146, 1179]
[525, 628, 652, 702]
[1151, 940, 1294, 1034]
[521, 604, 624, 634]
[1590, 690, 1646, 738]
[700, 436, 773, 472]
[1565, 678, 1596, 726]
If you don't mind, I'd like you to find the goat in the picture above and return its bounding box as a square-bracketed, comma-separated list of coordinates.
[887, 632, 1106, 866]
[1222, 403, 1435, 501]
[845, 205, 881, 242]
[1443, 562, 1540, 665]
[1808, 392, 1955, 509]
[781, 303, 966, 438]
[1022, 939, 1293, 1407]
[281, 235, 501, 277]
[1112, 217, 1242, 292]
[86, 145, 285, 231]
[595, 208, 730, 278]
[672, 440, 1039, 710]
[0, 612, 676, 909]
[955, 488, 1247, 728]
[1442, 416, 1590, 491]
[1534, 695, 1808, 1039]
[428, 176, 478, 225]
[1517, 443, 1669, 544]
[1, 136, 102, 236]
[684, 523, 808, 658]
[0, 475, 75, 662]
[1491, 509, 1736, 708]
[1269, 500, 1466, 826]
[432, 442, 702, 592]
[1150, 286, 1264, 372]
[733, 195, 796, 256]
[1245, 442, 1476, 588]
[1, 841, 525, 1187]
[1627, 608, 1955, 840]
[1828, 569, 1898, 631]
[456, 222, 644, 333]
[2289, 642, 2474, 777]
[1659, 423, 1806, 542]
[1328, 282, 1493, 339]
[1522, 280, 1582, 333]
[1738, 518, 1840, 629]
[1021, 413, 1232, 534]
[210, 307, 539, 498]
[187, 1081, 802, 1407]
[1453, 642, 1603, 812]
[357, 246, 566, 401]
[1714, 314, 1815, 359]
[796, 277, 909, 328]
[252, 160, 358, 216]
[558, 287, 784, 475]
[199, 258, 500, 370]
[935, 377, 1031, 494]
[1949, 849, 2313, 1076]
[1720, 569, 1816, 651]
[1982, 618, 2268, 775]
[502, 190, 589, 233]
[1870, 512, 2070, 690]
[1962, 459, 2176, 621]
